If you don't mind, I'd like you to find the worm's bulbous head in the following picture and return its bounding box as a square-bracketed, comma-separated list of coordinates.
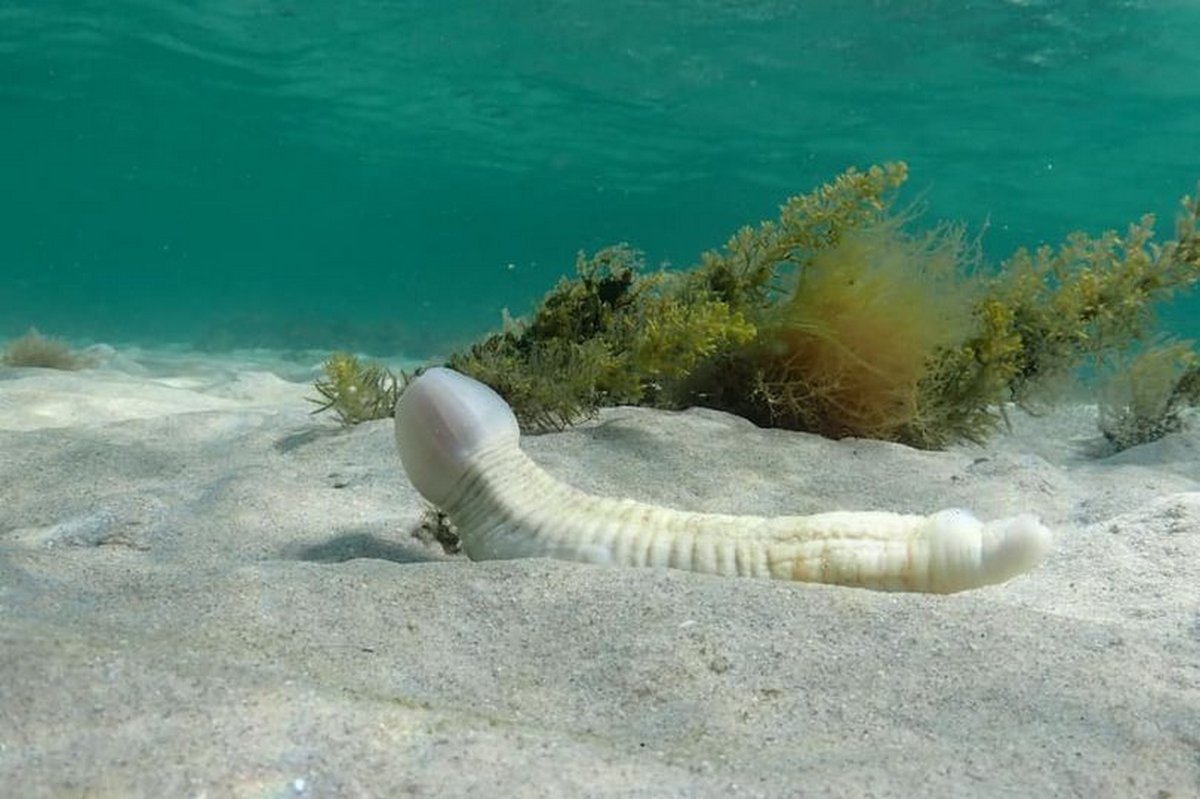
[394, 367, 520, 507]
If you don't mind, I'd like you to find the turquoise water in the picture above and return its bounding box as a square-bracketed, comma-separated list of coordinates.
[3, 1, 1199, 356]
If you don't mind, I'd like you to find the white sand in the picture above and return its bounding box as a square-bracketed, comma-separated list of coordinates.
[1, 348, 1197, 798]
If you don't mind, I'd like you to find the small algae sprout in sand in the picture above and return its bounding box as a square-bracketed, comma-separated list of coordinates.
[2, 328, 95, 370]
[393, 367, 1053, 594]
[310, 352, 406, 426]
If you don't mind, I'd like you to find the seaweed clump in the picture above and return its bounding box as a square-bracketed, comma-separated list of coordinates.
[310, 352, 404, 426]
[443, 165, 1200, 449]
[678, 163, 985, 445]
[449, 245, 754, 431]
[912, 186, 1200, 447]
[2, 328, 95, 370]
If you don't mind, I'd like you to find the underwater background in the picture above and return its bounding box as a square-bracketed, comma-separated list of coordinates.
[3, 0, 1199, 357]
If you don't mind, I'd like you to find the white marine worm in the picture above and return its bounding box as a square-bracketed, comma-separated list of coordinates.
[394, 367, 1051, 593]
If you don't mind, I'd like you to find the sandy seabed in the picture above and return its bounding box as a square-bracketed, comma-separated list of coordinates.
[1, 346, 1198, 798]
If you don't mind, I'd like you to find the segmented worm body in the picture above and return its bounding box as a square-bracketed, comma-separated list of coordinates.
[394, 368, 1051, 593]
